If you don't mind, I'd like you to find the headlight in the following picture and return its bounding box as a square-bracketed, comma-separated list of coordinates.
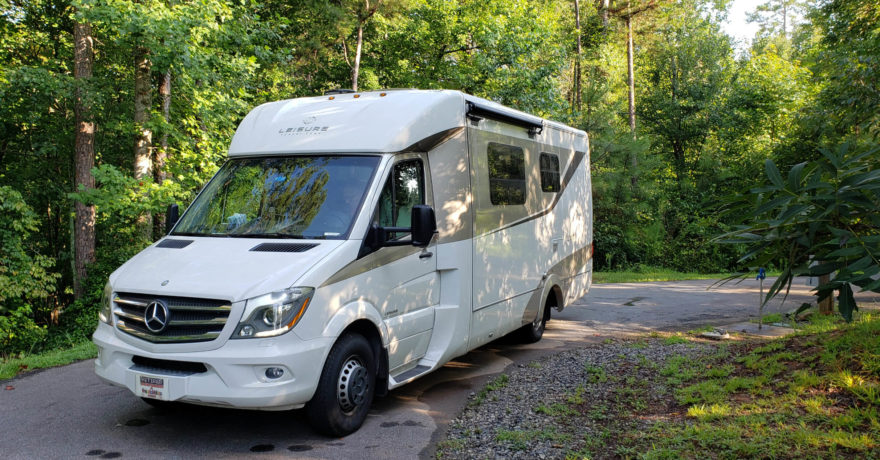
[232, 287, 314, 339]
[98, 282, 113, 325]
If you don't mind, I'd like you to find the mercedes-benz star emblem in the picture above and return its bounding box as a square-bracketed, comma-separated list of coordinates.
[144, 301, 170, 333]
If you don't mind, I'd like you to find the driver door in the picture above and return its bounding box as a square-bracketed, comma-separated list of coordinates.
[368, 155, 439, 375]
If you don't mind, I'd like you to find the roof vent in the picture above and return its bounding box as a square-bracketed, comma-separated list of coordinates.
[250, 242, 318, 253]
[156, 239, 193, 249]
[324, 89, 355, 95]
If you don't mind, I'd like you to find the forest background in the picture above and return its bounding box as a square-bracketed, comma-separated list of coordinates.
[0, 0, 878, 356]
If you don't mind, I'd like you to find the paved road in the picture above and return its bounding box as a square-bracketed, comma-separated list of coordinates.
[2, 278, 878, 459]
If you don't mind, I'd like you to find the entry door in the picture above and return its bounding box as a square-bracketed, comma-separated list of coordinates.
[370, 157, 439, 373]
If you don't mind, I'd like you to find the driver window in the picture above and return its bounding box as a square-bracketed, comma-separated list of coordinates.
[376, 159, 425, 240]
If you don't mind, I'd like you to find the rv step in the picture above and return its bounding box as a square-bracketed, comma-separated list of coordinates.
[392, 365, 431, 384]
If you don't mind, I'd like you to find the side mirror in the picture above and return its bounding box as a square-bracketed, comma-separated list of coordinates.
[166, 204, 180, 234]
[410, 205, 436, 247]
[364, 205, 436, 252]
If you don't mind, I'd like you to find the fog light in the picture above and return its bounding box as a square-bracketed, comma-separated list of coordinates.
[265, 367, 284, 379]
[239, 325, 255, 337]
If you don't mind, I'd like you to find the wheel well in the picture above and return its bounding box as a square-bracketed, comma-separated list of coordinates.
[340, 319, 388, 397]
[547, 285, 562, 311]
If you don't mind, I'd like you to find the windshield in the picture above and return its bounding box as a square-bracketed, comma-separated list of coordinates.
[173, 156, 380, 239]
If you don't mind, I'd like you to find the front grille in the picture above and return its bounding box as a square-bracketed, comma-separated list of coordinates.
[113, 292, 231, 343]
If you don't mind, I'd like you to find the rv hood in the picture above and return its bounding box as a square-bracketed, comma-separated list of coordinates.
[109, 237, 345, 302]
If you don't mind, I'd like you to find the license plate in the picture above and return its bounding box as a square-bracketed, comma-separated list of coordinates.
[136, 375, 169, 400]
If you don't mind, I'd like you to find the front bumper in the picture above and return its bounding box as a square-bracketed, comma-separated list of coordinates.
[92, 323, 332, 410]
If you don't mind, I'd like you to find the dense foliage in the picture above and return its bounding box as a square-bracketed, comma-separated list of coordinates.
[1, 0, 878, 354]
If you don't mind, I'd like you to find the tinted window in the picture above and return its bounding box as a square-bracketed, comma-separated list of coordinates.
[488, 143, 526, 205]
[540, 153, 560, 193]
[376, 159, 425, 240]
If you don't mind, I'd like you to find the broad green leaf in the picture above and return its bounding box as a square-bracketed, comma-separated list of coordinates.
[837, 283, 857, 323]
[787, 162, 807, 191]
[764, 159, 785, 188]
[754, 196, 794, 216]
[825, 246, 866, 258]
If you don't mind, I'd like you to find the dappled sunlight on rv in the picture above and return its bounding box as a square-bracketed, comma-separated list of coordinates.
[93, 90, 591, 437]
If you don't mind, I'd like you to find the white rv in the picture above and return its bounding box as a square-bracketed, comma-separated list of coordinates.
[92, 89, 593, 436]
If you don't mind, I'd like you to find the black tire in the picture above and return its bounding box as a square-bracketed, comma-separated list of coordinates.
[306, 333, 376, 437]
[518, 297, 554, 343]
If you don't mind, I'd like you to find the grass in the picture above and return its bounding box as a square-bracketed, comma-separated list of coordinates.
[750, 312, 786, 324]
[1, 340, 97, 380]
[594, 266, 781, 284]
[495, 428, 571, 451]
[640, 313, 880, 458]
[663, 333, 691, 345]
[594, 267, 732, 284]
[470, 373, 509, 406]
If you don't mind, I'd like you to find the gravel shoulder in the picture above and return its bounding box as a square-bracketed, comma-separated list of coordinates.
[438, 337, 718, 459]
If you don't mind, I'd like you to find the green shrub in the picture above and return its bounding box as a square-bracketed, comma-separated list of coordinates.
[719, 142, 880, 321]
[0, 305, 48, 356]
[0, 186, 60, 313]
[0, 186, 60, 355]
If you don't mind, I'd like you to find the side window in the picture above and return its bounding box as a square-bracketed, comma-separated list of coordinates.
[487, 142, 526, 205]
[540, 153, 560, 193]
[376, 159, 425, 240]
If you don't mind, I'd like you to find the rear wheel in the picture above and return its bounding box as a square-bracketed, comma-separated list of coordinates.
[519, 295, 554, 343]
[306, 333, 376, 436]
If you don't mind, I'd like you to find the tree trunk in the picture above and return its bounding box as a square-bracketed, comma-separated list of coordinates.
[73, 19, 96, 299]
[600, 0, 610, 27]
[134, 48, 152, 180]
[782, 3, 788, 39]
[626, 13, 637, 187]
[352, 21, 364, 91]
[818, 273, 833, 315]
[133, 46, 153, 240]
[156, 70, 171, 184]
[153, 70, 171, 237]
[573, 0, 583, 111]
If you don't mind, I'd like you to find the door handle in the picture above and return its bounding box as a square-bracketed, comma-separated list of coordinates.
[419, 251, 434, 259]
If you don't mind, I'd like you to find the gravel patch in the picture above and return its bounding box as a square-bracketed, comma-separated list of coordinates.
[438, 338, 717, 459]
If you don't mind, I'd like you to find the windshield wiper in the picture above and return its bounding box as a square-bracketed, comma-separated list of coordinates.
[170, 232, 229, 238]
[231, 232, 306, 239]
[171, 231, 330, 240]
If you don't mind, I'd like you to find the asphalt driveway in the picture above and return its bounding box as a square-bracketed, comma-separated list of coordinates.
[2, 278, 877, 459]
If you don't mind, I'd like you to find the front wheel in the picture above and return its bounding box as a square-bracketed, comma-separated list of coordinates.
[306, 333, 376, 437]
